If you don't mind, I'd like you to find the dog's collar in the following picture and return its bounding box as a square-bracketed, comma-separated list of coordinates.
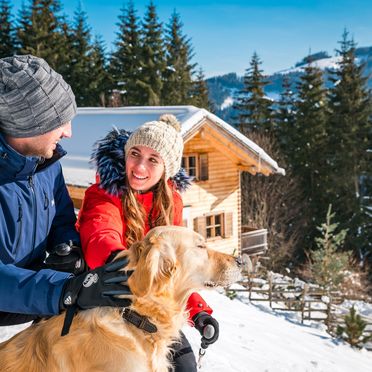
[121, 308, 158, 334]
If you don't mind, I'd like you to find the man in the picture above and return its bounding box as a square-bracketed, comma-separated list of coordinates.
[0, 55, 131, 327]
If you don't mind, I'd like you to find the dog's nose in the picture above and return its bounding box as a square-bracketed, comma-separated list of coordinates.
[235, 256, 243, 267]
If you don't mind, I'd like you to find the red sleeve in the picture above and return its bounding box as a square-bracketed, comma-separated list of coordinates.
[76, 184, 126, 269]
[172, 190, 183, 226]
[187, 292, 213, 323]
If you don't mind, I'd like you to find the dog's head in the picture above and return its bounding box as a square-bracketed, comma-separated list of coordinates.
[124, 226, 241, 301]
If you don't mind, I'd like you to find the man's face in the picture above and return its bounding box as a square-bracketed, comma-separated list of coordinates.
[6, 121, 72, 159]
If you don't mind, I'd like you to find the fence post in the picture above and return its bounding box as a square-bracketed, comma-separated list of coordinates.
[269, 273, 273, 308]
[301, 284, 308, 324]
[325, 290, 332, 332]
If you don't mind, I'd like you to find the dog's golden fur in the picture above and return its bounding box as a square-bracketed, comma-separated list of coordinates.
[0, 226, 240, 372]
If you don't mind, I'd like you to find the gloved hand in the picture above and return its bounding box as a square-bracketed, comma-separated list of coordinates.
[60, 258, 133, 311]
[193, 311, 219, 348]
[45, 240, 87, 275]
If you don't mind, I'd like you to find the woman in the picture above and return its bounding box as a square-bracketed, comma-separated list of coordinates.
[77, 114, 219, 371]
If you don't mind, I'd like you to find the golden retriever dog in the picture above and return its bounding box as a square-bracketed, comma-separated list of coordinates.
[0, 226, 241, 372]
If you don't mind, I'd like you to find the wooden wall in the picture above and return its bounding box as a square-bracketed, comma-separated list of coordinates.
[183, 131, 241, 255]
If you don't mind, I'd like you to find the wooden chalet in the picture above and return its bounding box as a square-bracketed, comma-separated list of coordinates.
[62, 106, 285, 256]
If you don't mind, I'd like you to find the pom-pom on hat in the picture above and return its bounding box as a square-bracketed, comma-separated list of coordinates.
[0, 54, 76, 138]
[124, 114, 184, 179]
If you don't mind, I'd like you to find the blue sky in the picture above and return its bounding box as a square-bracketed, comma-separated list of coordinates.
[10, 0, 372, 77]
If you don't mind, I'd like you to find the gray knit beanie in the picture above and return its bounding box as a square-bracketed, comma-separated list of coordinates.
[125, 114, 184, 179]
[0, 55, 77, 138]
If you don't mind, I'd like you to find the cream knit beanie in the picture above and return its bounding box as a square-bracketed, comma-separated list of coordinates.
[125, 114, 184, 179]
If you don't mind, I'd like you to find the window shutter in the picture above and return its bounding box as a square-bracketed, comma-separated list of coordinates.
[199, 153, 209, 181]
[193, 216, 207, 238]
[223, 212, 233, 238]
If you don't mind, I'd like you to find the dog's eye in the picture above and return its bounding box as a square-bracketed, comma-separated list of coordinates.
[197, 244, 206, 249]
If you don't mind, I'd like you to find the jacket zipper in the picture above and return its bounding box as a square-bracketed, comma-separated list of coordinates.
[28, 175, 37, 250]
[43, 190, 49, 236]
[15, 199, 23, 252]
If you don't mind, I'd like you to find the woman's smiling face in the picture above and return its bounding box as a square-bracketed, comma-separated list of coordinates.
[125, 145, 165, 192]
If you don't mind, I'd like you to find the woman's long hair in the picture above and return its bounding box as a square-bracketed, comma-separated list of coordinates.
[122, 174, 174, 248]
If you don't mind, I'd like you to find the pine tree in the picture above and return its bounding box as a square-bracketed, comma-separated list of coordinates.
[16, 0, 69, 71]
[137, 1, 165, 105]
[336, 305, 372, 348]
[190, 68, 211, 110]
[310, 204, 350, 290]
[0, 0, 15, 58]
[68, 3, 93, 106]
[326, 30, 372, 256]
[86, 35, 109, 107]
[234, 52, 274, 135]
[161, 10, 196, 105]
[275, 75, 297, 161]
[109, 0, 142, 106]
[293, 60, 329, 238]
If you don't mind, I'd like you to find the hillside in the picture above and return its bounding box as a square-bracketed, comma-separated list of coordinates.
[207, 46, 372, 123]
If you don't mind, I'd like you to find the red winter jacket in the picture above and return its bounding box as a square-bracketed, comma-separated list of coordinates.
[76, 183, 212, 320]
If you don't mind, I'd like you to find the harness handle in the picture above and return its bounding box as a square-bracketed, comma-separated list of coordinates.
[197, 324, 216, 369]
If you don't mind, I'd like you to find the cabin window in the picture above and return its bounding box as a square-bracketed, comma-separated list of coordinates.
[206, 214, 222, 238]
[193, 212, 233, 240]
[182, 153, 208, 181]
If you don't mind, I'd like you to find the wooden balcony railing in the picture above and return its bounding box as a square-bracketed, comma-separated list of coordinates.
[241, 226, 268, 255]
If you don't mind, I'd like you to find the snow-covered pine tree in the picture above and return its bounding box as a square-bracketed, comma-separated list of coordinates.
[109, 0, 142, 106]
[161, 10, 196, 105]
[0, 0, 15, 58]
[16, 0, 69, 72]
[326, 29, 372, 258]
[233, 52, 274, 135]
[137, 1, 165, 106]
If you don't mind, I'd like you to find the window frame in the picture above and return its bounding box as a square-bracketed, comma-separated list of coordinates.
[205, 213, 224, 239]
[182, 153, 208, 181]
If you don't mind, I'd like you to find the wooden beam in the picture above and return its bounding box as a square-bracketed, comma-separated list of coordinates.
[67, 184, 87, 209]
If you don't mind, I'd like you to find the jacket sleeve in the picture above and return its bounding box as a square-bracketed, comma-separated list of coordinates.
[172, 190, 214, 322]
[76, 184, 126, 269]
[187, 292, 213, 321]
[47, 163, 80, 248]
[0, 262, 70, 315]
[172, 190, 184, 226]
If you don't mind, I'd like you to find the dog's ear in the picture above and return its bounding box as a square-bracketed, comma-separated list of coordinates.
[128, 241, 144, 266]
[132, 235, 177, 296]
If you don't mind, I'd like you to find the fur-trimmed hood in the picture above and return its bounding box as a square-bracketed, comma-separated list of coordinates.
[90, 127, 192, 196]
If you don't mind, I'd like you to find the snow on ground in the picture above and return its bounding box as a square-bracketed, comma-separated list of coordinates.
[1, 289, 371, 372]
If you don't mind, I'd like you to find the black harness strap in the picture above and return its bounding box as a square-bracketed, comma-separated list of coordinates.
[61, 304, 77, 336]
[121, 308, 157, 333]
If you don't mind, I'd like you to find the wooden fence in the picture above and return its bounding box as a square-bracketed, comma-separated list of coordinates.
[227, 272, 372, 350]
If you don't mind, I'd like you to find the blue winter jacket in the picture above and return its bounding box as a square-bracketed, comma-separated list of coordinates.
[0, 134, 79, 316]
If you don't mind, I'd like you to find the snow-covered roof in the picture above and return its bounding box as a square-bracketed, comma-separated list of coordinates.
[61, 106, 284, 186]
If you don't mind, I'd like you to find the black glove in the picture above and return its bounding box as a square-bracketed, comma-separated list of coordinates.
[60, 258, 133, 311]
[45, 240, 87, 275]
[193, 311, 219, 348]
